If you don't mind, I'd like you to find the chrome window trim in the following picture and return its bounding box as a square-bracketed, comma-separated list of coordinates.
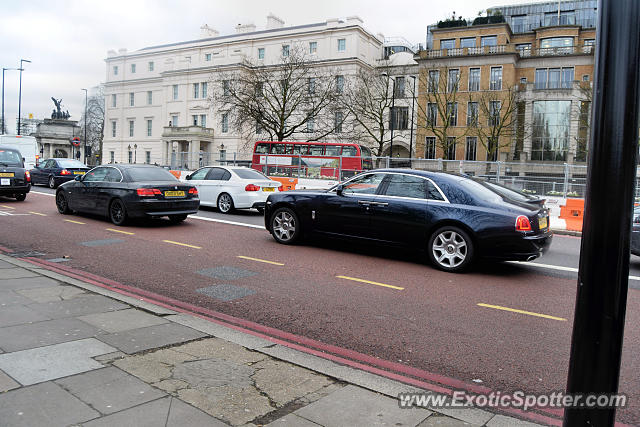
[377, 171, 450, 203]
[84, 165, 124, 183]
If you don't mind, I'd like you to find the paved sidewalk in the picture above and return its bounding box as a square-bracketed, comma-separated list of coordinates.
[0, 254, 544, 427]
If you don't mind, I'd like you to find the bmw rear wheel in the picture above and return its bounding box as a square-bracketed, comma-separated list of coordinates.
[428, 226, 474, 272]
[109, 199, 128, 226]
[48, 176, 57, 189]
[15, 193, 26, 202]
[56, 191, 70, 214]
[270, 207, 300, 244]
[169, 214, 188, 223]
[217, 193, 234, 214]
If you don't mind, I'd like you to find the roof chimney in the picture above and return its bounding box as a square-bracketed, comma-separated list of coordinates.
[266, 13, 284, 29]
[236, 23, 256, 33]
[346, 16, 363, 25]
[200, 24, 219, 38]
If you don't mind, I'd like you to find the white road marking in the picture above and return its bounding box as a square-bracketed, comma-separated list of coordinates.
[31, 191, 55, 197]
[191, 215, 265, 229]
[510, 261, 640, 282]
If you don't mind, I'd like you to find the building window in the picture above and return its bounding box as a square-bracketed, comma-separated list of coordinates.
[446, 102, 457, 126]
[336, 75, 344, 93]
[221, 112, 228, 133]
[490, 67, 502, 90]
[129, 120, 134, 137]
[110, 151, 115, 163]
[111, 121, 116, 137]
[129, 92, 134, 106]
[145, 151, 151, 164]
[172, 85, 178, 100]
[205, 53, 212, 61]
[147, 119, 152, 136]
[540, 37, 574, 53]
[130, 64, 136, 74]
[394, 77, 405, 98]
[307, 116, 315, 133]
[582, 74, 590, 82]
[193, 83, 200, 99]
[465, 137, 477, 160]
[520, 77, 527, 84]
[222, 80, 231, 96]
[467, 102, 478, 126]
[308, 77, 316, 94]
[535, 67, 574, 89]
[460, 37, 475, 48]
[111, 94, 116, 108]
[128, 150, 133, 163]
[425, 137, 436, 159]
[531, 100, 571, 161]
[171, 115, 178, 126]
[201, 82, 207, 98]
[544, 10, 575, 26]
[390, 106, 409, 130]
[334, 111, 344, 133]
[427, 103, 437, 126]
[447, 69, 459, 92]
[148, 61, 154, 72]
[200, 114, 206, 127]
[338, 38, 346, 51]
[282, 44, 289, 57]
[511, 15, 527, 33]
[428, 70, 439, 93]
[468, 68, 480, 91]
[309, 41, 317, 54]
[516, 43, 532, 56]
[147, 91, 152, 105]
[255, 82, 263, 97]
[192, 115, 198, 126]
[446, 137, 456, 160]
[258, 48, 264, 59]
[486, 138, 498, 161]
[562, 68, 574, 88]
[480, 36, 497, 47]
[440, 39, 455, 50]
[113, 66, 118, 75]
[488, 101, 501, 126]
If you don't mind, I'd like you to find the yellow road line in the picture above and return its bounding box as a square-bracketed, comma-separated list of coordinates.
[64, 219, 85, 225]
[162, 240, 201, 249]
[106, 228, 134, 235]
[237, 255, 284, 266]
[1, 205, 15, 209]
[29, 211, 47, 216]
[336, 275, 404, 290]
[477, 303, 567, 321]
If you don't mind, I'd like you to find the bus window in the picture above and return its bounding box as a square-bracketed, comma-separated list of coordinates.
[293, 144, 309, 154]
[271, 144, 287, 154]
[325, 145, 341, 156]
[255, 143, 269, 154]
[342, 146, 357, 157]
[284, 144, 294, 154]
[309, 145, 324, 155]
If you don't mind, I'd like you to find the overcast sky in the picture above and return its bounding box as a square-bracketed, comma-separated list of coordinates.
[1, 0, 540, 133]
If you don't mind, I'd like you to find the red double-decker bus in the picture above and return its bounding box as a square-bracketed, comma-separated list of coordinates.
[251, 141, 373, 180]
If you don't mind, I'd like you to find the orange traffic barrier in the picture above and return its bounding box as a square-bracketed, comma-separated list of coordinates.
[559, 198, 584, 232]
[269, 177, 297, 191]
[169, 170, 181, 179]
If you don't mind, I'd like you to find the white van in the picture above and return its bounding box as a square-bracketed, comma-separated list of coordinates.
[0, 135, 39, 169]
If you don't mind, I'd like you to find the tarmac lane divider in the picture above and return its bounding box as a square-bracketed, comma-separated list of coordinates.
[29, 211, 47, 216]
[336, 275, 404, 291]
[0, 205, 15, 209]
[162, 240, 202, 249]
[477, 303, 567, 322]
[237, 255, 284, 266]
[64, 219, 86, 225]
[106, 228, 135, 235]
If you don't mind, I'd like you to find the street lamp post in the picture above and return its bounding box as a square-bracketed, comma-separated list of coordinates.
[381, 72, 396, 164]
[17, 59, 31, 135]
[2, 68, 18, 135]
[409, 75, 417, 161]
[134, 144, 137, 163]
[81, 88, 88, 164]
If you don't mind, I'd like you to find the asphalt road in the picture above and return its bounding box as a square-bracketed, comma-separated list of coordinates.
[3, 187, 639, 424]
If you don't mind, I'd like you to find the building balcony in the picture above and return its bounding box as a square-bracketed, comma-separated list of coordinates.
[421, 44, 594, 59]
[161, 126, 214, 140]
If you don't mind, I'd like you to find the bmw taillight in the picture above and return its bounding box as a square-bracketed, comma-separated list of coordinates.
[137, 188, 162, 197]
[245, 184, 260, 191]
[278, 185, 284, 191]
[60, 169, 71, 175]
[24, 171, 31, 182]
[188, 187, 198, 195]
[515, 215, 532, 231]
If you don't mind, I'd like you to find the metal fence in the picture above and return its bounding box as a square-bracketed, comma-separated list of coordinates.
[169, 151, 248, 170]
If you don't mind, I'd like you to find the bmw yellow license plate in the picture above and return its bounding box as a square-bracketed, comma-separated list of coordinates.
[73, 171, 85, 175]
[539, 216, 548, 230]
[263, 187, 275, 192]
[164, 190, 185, 197]
[0, 172, 14, 177]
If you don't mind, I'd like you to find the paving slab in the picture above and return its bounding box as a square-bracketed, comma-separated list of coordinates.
[0, 276, 60, 290]
[0, 267, 40, 280]
[265, 413, 322, 426]
[417, 414, 479, 426]
[294, 384, 431, 427]
[16, 284, 86, 303]
[98, 322, 207, 354]
[78, 308, 169, 333]
[0, 367, 20, 392]
[0, 304, 51, 327]
[485, 414, 542, 427]
[83, 396, 227, 427]
[0, 381, 99, 426]
[0, 290, 33, 306]
[26, 294, 128, 319]
[56, 366, 165, 414]
[0, 259, 15, 268]
[0, 317, 103, 352]
[0, 338, 116, 385]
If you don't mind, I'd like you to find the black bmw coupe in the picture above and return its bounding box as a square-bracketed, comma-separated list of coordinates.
[264, 169, 552, 272]
[55, 164, 199, 225]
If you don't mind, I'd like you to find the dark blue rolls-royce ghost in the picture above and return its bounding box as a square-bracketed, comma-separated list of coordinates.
[264, 169, 552, 272]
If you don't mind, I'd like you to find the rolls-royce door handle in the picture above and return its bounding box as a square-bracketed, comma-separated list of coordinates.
[358, 200, 371, 206]
[371, 202, 388, 207]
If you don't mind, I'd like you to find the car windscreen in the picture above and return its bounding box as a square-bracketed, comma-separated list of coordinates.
[474, 179, 536, 203]
[57, 160, 87, 168]
[233, 168, 269, 180]
[126, 167, 177, 182]
[0, 149, 22, 166]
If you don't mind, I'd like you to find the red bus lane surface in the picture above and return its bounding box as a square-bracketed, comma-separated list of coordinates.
[1, 192, 639, 424]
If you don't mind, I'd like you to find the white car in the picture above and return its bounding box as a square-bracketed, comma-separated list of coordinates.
[183, 166, 281, 213]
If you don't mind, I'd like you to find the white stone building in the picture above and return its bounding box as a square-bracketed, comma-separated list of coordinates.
[103, 15, 385, 167]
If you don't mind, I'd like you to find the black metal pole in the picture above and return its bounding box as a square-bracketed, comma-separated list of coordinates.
[17, 59, 30, 136]
[409, 75, 416, 160]
[564, 1, 640, 426]
[390, 77, 395, 163]
[82, 88, 88, 164]
[1, 68, 5, 135]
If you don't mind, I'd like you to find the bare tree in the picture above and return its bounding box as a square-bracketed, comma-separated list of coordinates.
[209, 45, 343, 149]
[574, 82, 593, 162]
[80, 86, 105, 165]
